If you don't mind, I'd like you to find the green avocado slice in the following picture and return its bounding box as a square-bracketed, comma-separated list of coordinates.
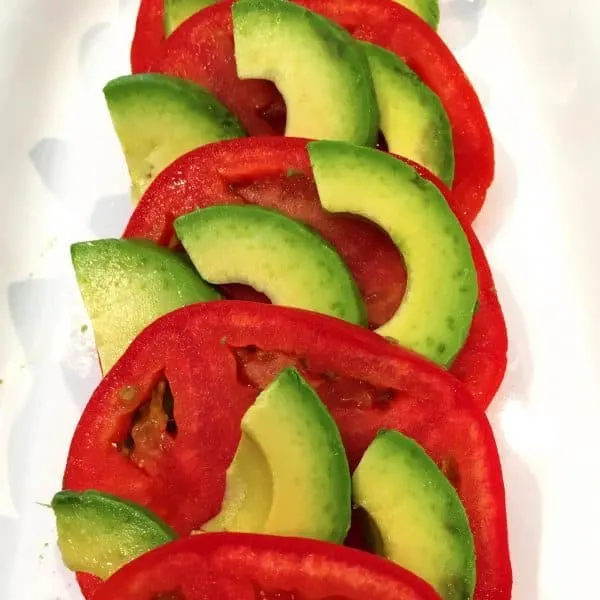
[174, 204, 367, 325]
[232, 0, 379, 146]
[353, 430, 476, 600]
[104, 73, 246, 202]
[71, 239, 220, 372]
[52, 490, 177, 580]
[201, 367, 352, 543]
[363, 42, 454, 187]
[309, 140, 477, 366]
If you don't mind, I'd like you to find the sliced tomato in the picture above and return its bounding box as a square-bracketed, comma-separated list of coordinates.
[93, 533, 441, 599]
[139, 0, 492, 221]
[64, 302, 512, 600]
[131, 0, 164, 73]
[123, 137, 506, 408]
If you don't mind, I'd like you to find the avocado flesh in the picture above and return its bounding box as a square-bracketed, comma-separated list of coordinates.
[52, 490, 176, 580]
[202, 367, 351, 543]
[352, 431, 476, 600]
[71, 239, 221, 373]
[174, 205, 367, 325]
[104, 74, 246, 203]
[232, 0, 378, 146]
[398, 0, 440, 28]
[309, 140, 477, 366]
[363, 42, 454, 187]
[164, 0, 217, 35]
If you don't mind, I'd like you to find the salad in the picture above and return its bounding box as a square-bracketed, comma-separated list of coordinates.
[50, 0, 512, 599]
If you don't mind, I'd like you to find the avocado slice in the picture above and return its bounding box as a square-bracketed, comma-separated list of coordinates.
[201, 367, 351, 543]
[353, 430, 476, 600]
[174, 205, 367, 325]
[362, 42, 454, 187]
[104, 74, 246, 202]
[400, 0, 440, 28]
[164, 0, 217, 35]
[308, 140, 477, 366]
[232, 0, 378, 146]
[52, 490, 177, 580]
[71, 239, 221, 372]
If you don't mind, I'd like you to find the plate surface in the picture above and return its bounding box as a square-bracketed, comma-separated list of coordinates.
[0, 0, 598, 598]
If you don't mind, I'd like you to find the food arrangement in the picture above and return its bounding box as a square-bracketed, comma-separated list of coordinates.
[51, 0, 512, 598]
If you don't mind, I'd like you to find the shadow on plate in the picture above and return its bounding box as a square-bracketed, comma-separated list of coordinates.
[488, 270, 534, 409]
[29, 138, 73, 199]
[473, 139, 519, 246]
[4, 279, 67, 589]
[5, 278, 98, 505]
[29, 137, 132, 238]
[89, 193, 132, 238]
[0, 517, 19, 592]
[439, 0, 487, 50]
[484, 270, 540, 600]
[495, 434, 543, 600]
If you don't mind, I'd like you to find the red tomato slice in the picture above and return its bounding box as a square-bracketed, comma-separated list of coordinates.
[123, 137, 506, 409]
[93, 533, 441, 600]
[131, 0, 164, 73]
[64, 301, 512, 600]
[136, 0, 493, 221]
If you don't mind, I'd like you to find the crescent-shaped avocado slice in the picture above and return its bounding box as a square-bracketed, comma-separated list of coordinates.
[104, 74, 246, 202]
[309, 140, 477, 366]
[174, 204, 367, 325]
[232, 0, 379, 146]
[353, 430, 476, 600]
[362, 42, 454, 187]
[201, 367, 351, 543]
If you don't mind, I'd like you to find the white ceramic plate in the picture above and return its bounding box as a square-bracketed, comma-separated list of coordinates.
[1, 0, 598, 598]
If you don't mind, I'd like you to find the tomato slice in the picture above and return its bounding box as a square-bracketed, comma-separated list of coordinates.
[64, 301, 512, 600]
[123, 137, 506, 409]
[137, 0, 492, 221]
[93, 533, 441, 599]
[131, 0, 165, 73]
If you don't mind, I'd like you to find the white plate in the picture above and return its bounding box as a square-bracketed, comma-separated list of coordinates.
[1, 0, 598, 598]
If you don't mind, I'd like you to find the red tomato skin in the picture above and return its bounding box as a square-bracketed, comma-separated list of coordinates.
[93, 533, 442, 600]
[130, 0, 164, 73]
[133, 0, 493, 221]
[124, 136, 507, 409]
[64, 302, 511, 600]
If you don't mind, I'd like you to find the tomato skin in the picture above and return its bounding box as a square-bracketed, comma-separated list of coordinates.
[135, 0, 493, 221]
[131, 0, 164, 73]
[124, 136, 506, 409]
[93, 533, 441, 600]
[64, 302, 511, 600]
[76, 573, 100, 598]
